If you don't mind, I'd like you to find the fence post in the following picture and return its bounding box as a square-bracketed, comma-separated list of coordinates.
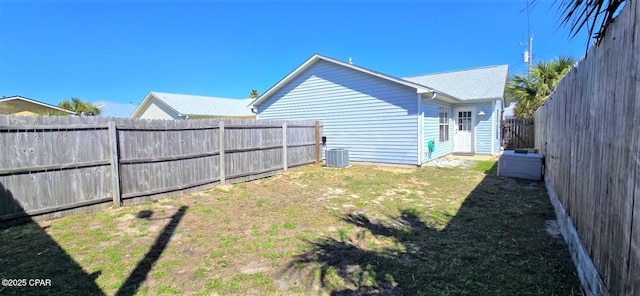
[282, 122, 288, 171]
[501, 119, 506, 148]
[219, 120, 225, 184]
[108, 121, 121, 207]
[315, 121, 320, 164]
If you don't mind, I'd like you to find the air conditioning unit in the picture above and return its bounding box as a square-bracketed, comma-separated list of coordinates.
[326, 149, 349, 168]
[497, 150, 544, 180]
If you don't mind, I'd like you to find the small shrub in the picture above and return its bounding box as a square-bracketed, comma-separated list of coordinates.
[283, 221, 296, 229]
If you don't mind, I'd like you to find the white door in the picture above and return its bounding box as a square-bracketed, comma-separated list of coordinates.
[454, 109, 473, 153]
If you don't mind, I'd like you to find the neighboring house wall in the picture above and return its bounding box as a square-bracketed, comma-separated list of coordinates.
[257, 60, 419, 165]
[139, 99, 179, 120]
[0, 98, 72, 116]
[503, 101, 516, 119]
[13, 110, 39, 116]
[132, 92, 256, 120]
[422, 99, 453, 162]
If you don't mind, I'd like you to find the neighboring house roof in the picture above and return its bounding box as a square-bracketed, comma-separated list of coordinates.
[0, 96, 74, 115]
[94, 101, 138, 118]
[403, 65, 509, 101]
[249, 54, 461, 107]
[131, 92, 255, 118]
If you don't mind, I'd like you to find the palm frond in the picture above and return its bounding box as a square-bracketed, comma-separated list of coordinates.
[545, 0, 626, 44]
[58, 98, 100, 116]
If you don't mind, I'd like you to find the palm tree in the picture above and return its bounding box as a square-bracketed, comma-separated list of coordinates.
[506, 56, 576, 118]
[249, 89, 260, 99]
[58, 97, 101, 116]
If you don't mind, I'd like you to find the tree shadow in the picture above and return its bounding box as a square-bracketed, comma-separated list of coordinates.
[116, 206, 187, 296]
[0, 182, 104, 296]
[280, 163, 582, 295]
[1, 183, 188, 296]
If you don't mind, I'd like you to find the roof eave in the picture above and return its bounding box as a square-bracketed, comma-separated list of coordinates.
[250, 54, 323, 107]
[179, 112, 254, 117]
[251, 54, 442, 107]
[149, 92, 186, 116]
[130, 92, 154, 118]
[454, 96, 504, 103]
[0, 96, 75, 114]
[418, 89, 461, 103]
[131, 92, 186, 119]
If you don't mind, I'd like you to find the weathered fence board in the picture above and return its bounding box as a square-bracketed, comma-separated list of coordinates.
[501, 117, 534, 149]
[0, 115, 321, 221]
[534, 2, 639, 295]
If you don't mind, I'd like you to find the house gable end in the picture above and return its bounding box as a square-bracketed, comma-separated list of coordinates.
[0, 96, 73, 115]
[257, 59, 420, 165]
[258, 60, 420, 115]
[131, 93, 180, 119]
[250, 54, 443, 108]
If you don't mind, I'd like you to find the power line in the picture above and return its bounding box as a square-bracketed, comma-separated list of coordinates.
[525, 0, 533, 78]
[526, 0, 530, 38]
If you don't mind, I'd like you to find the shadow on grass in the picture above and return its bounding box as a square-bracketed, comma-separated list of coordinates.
[0, 182, 104, 296]
[281, 163, 582, 295]
[0, 181, 188, 296]
[116, 206, 187, 296]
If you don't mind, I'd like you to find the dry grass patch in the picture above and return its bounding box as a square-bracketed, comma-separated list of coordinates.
[0, 162, 582, 295]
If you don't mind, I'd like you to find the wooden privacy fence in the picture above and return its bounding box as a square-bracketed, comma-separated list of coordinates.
[502, 117, 534, 149]
[0, 115, 322, 221]
[534, 2, 639, 295]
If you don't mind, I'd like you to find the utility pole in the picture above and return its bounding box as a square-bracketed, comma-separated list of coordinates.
[528, 35, 533, 78]
[522, 34, 534, 78]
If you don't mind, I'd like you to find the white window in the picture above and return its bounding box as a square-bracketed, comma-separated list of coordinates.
[457, 111, 472, 131]
[439, 107, 449, 142]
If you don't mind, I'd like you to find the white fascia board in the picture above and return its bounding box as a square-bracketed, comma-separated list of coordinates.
[130, 92, 154, 118]
[251, 53, 447, 108]
[420, 91, 460, 104]
[417, 94, 424, 165]
[249, 55, 321, 107]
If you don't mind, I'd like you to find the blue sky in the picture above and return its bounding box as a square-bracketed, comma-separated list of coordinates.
[0, 0, 589, 117]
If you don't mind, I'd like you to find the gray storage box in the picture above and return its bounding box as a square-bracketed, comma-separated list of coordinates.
[497, 151, 544, 180]
[326, 149, 349, 168]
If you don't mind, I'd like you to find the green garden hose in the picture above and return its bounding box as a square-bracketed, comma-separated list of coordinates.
[427, 140, 435, 159]
[426, 139, 441, 168]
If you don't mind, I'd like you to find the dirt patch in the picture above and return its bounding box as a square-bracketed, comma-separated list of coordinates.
[545, 220, 563, 238]
[116, 213, 136, 222]
[239, 259, 272, 274]
[216, 184, 234, 192]
[425, 158, 467, 168]
[371, 166, 415, 173]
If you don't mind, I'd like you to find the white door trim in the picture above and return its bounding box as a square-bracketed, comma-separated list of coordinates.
[417, 95, 424, 165]
[453, 107, 475, 153]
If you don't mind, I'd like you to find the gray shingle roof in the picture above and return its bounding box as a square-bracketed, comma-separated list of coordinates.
[403, 65, 509, 101]
[151, 92, 254, 117]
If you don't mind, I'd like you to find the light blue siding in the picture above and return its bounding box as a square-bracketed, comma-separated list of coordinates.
[422, 99, 453, 163]
[475, 102, 493, 154]
[456, 102, 494, 154]
[493, 100, 503, 153]
[257, 60, 419, 165]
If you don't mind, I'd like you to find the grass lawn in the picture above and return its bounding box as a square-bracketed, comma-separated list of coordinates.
[0, 161, 582, 295]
